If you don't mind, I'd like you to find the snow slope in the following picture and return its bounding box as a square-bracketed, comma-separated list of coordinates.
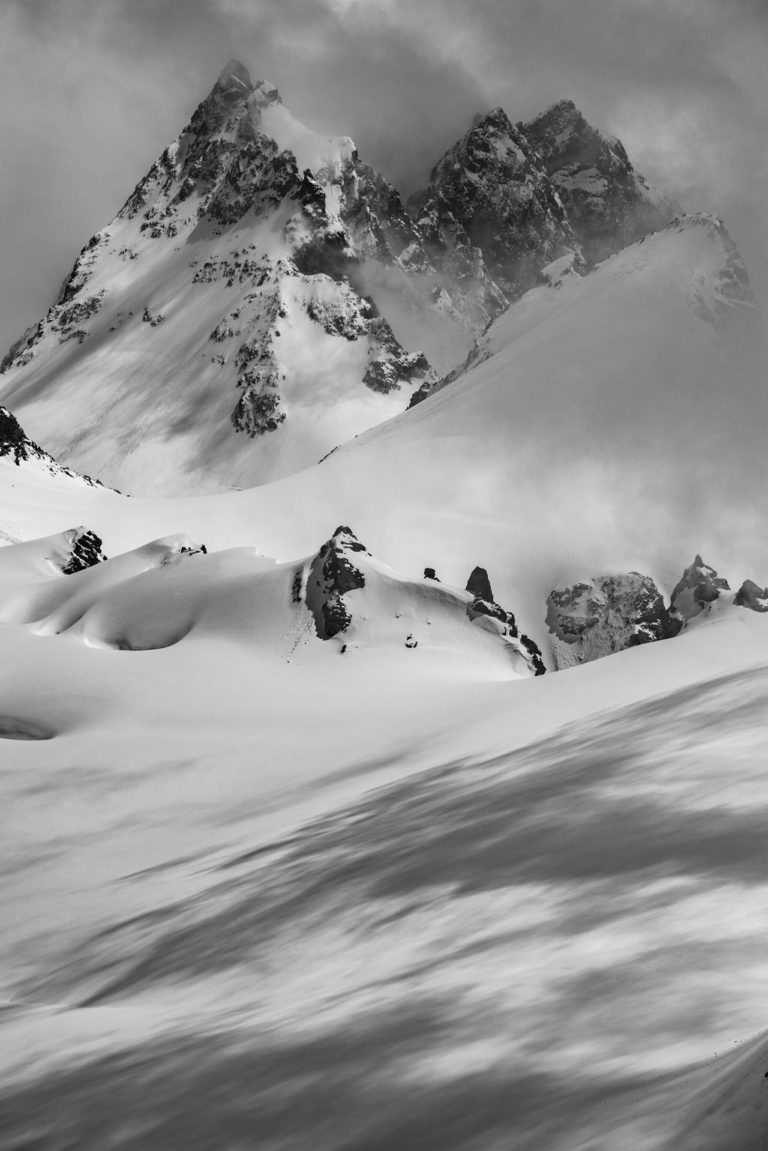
[1, 606, 768, 1149]
[1, 133, 767, 1148]
[3, 213, 761, 647]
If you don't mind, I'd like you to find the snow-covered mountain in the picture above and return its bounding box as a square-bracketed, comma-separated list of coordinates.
[0, 63, 683, 496]
[2, 60, 768, 1151]
[0, 62, 440, 493]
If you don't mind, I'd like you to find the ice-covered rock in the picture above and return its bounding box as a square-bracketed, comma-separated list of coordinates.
[670, 555, 730, 622]
[538, 249, 588, 287]
[662, 214, 756, 321]
[546, 572, 680, 669]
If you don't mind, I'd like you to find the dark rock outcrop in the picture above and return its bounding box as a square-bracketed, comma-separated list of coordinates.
[546, 572, 679, 669]
[409, 107, 575, 306]
[520, 100, 677, 264]
[0, 405, 33, 465]
[733, 580, 768, 613]
[306, 526, 368, 640]
[466, 566, 494, 602]
[0, 405, 100, 486]
[519, 634, 546, 677]
[670, 555, 730, 622]
[61, 528, 106, 574]
[465, 567, 545, 676]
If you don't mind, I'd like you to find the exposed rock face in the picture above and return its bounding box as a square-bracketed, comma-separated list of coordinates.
[465, 567, 545, 676]
[61, 529, 106, 574]
[305, 526, 367, 639]
[410, 107, 576, 306]
[520, 636, 545, 675]
[466, 566, 494, 602]
[0, 405, 34, 465]
[734, 580, 768, 613]
[670, 555, 730, 622]
[405, 101, 681, 411]
[546, 572, 680, 669]
[0, 61, 434, 477]
[0, 405, 100, 486]
[362, 316, 430, 394]
[520, 100, 678, 264]
[0, 65, 695, 491]
[118, 65, 297, 233]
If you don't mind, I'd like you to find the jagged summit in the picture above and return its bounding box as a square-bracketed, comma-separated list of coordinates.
[0, 62, 438, 494]
[409, 104, 575, 305]
[540, 97, 578, 115]
[0, 62, 746, 498]
[468, 106, 515, 137]
[520, 99, 678, 262]
[217, 59, 253, 90]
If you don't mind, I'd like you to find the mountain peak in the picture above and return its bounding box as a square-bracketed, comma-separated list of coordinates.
[412, 101, 574, 304]
[531, 98, 579, 123]
[469, 106, 515, 135]
[520, 99, 678, 262]
[216, 59, 253, 92]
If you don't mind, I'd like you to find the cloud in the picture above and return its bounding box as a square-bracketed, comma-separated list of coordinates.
[0, 0, 767, 351]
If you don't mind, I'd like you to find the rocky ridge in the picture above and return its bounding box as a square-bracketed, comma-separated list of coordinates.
[546, 552, 768, 669]
[546, 572, 680, 670]
[519, 99, 678, 263]
[0, 62, 701, 492]
[465, 566, 545, 675]
[0, 61, 436, 477]
[408, 106, 572, 320]
[0, 405, 100, 487]
[292, 529, 543, 675]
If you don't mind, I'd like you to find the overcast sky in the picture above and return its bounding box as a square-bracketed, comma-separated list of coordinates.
[1, 0, 767, 352]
